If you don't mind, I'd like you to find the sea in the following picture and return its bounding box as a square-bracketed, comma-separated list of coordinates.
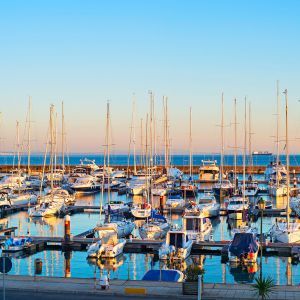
[1, 153, 300, 166]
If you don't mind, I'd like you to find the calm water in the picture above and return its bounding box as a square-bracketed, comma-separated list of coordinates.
[2, 189, 299, 285]
[2, 153, 300, 166]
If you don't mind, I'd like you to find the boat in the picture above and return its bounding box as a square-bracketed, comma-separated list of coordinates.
[103, 199, 130, 215]
[242, 181, 259, 197]
[94, 219, 134, 239]
[252, 151, 272, 156]
[180, 181, 198, 198]
[127, 180, 146, 196]
[199, 160, 219, 182]
[139, 211, 170, 240]
[268, 182, 287, 197]
[213, 180, 235, 199]
[142, 269, 184, 282]
[2, 237, 33, 253]
[0, 174, 26, 190]
[226, 196, 249, 220]
[269, 89, 300, 243]
[165, 190, 185, 209]
[28, 195, 66, 217]
[158, 230, 193, 261]
[196, 192, 220, 218]
[76, 158, 100, 174]
[91, 232, 126, 259]
[270, 218, 300, 243]
[228, 232, 259, 264]
[131, 202, 152, 219]
[264, 161, 287, 183]
[8, 188, 37, 206]
[182, 208, 212, 242]
[290, 196, 300, 217]
[70, 175, 101, 193]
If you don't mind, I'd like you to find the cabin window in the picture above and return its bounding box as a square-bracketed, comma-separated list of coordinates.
[169, 233, 183, 248]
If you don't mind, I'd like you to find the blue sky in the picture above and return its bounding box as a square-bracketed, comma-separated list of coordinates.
[0, 1, 300, 154]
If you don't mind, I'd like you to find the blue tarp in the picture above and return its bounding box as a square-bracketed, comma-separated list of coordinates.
[228, 233, 258, 257]
[4, 237, 32, 247]
[142, 270, 182, 282]
[150, 210, 167, 222]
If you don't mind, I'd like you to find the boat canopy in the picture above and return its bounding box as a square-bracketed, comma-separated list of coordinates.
[142, 269, 183, 282]
[229, 233, 258, 257]
[151, 210, 167, 222]
[5, 237, 32, 247]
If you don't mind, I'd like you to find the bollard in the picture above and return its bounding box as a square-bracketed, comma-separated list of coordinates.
[197, 275, 202, 300]
[64, 215, 71, 243]
[34, 258, 42, 275]
[64, 252, 71, 278]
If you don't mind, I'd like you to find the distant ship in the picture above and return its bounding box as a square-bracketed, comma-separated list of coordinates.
[252, 151, 272, 156]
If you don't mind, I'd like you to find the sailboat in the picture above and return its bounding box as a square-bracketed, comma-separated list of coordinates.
[227, 99, 249, 220]
[138, 94, 170, 240]
[93, 102, 134, 240]
[213, 94, 234, 199]
[180, 108, 198, 198]
[270, 89, 300, 243]
[268, 81, 288, 197]
[28, 105, 71, 217]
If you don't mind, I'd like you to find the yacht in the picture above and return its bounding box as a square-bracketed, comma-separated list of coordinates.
[270, 219, 300, 243]
[165, 190, 185, 209]
[182, 208, 212, 242]
[70, 175, 101, 193]
[127, 180, 146, 196]
[0, 174, 26, 189]
[196, 192, 220, 218]
[242, 181, 259, 197]
[89, 232, 126, 259]
[226, 196, 249, 220]
[213, 180, 235, 199]
[264, 161, 287, 183]
[131, 202, 152, 219]
[139, 212, 170, 240]
[8, 188, 37, 206]
[199, 160, 219, 182]
[159, 229, 193, 261]
[94, 220, 134, 239]
[268, 183, 287, 197]
[103, 199, 130, 215]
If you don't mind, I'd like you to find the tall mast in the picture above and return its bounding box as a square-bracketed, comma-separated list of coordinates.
[140, 118, 144, 168]
[243, 97, 247, 201]
[27, 97, 31, 176]
[234, 98, 237, 189]
[189, 107, 192, 179]
[284, 89, 290, 225]
[61, 101, 65, 170]
[106, 101, 110, 206]
[127, 96, 136, 177]
[164, 96, 169, 172]
[16, 121, 21, 192]
[248, 101, 253, 174]
[276, 80, 280, 187]
[220, 93, 224, 184]
[149, 91, 153, 170]
[145, 113, 149, 202]
[50, 105, 54, 192]
[132, 97, 137, 175]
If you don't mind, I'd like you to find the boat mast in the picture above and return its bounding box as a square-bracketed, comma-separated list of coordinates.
[16, 121, 21, 193]
[127, 96, 135, 178]
[234, 98, 237, 190]
[189, 107, 193, 180]
[27, 97, 31, 176]
[284, 89, 290, 226]
[276, 80, 280, 188]
[106, 101, 111, 215]
[50, 105, 54, 192]
[164, 96, 169, 174]
[243, 97, 247, 201]
[133, 98, 137, 175]
[220, 93, 224, 185]
[248, 101, 252, 176]
[61, 101, 65, 171]
[140, 118, 144, 169]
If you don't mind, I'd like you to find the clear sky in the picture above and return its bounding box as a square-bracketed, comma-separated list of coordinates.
[1, 0, 300, 154]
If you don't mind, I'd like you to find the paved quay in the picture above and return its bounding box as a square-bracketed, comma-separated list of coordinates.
[1, 276, 300, 299]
